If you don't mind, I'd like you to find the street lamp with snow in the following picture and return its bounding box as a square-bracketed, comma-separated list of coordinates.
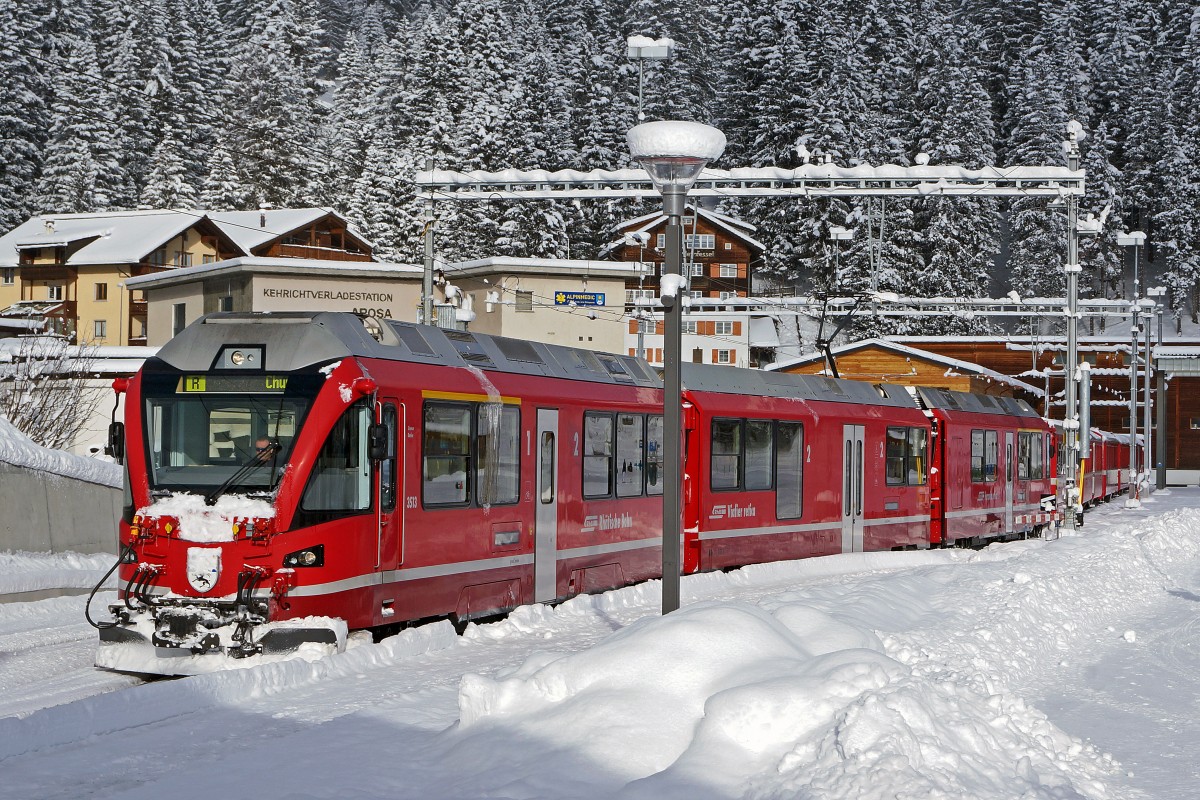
[627, 120, 725, 614]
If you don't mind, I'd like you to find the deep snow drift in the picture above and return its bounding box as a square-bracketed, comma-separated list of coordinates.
[2, 492, 1199, 799]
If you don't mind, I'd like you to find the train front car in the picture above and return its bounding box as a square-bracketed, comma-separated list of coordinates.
[96, 312, 378, 675]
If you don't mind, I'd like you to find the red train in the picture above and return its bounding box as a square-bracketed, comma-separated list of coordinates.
[93, 312, 1090, 674]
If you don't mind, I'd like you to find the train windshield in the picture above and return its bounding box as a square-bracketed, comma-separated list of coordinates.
[141, 373, 321, 497]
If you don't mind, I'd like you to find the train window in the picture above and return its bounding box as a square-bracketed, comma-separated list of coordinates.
[909, 428, 928, 485]
[776, 422, 803, 519]
[422, 403, 471, 506]
[476, 405, 519, 506]
[711, 418, 741, 490]
[745, 420, 774, 491]
[380, 404, 398, 512]
[583, 413, 614, 498]
[971, 430, 985, 482]
[539, 431, 555, 503]
[646, 416, 664, 496]
[886, 428, 907, 485]
[616, 414, 644, 498]
[886, 427, 928, 486]
[985, 430, 998, 482]
[1018, 432, 1045, 480]
[300, 403, 372, 513]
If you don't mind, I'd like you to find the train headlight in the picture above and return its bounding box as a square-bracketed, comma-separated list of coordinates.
[283, 544, 324, 568]
[230, 350, 246, 365]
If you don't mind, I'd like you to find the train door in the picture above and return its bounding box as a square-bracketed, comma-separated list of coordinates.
[534, 409, 559, 602]
[841, 424, 865, 553]
[1004, 431, 1014, 533]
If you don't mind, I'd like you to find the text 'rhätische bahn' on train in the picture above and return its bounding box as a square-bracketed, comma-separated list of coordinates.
[88, 312, 1142, 675]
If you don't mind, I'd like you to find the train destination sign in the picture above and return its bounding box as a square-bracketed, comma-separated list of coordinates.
[554, 291, 605, 306]
[177, 375, 289, 394]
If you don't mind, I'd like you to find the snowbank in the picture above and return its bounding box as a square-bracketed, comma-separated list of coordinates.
[0, 551, 116, 595]
[0, 414, 121, 488]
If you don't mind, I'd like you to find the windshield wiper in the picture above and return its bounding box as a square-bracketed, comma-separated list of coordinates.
[204, 442, 280, 506]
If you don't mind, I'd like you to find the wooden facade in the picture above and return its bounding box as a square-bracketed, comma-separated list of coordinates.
[771, 341, 1038, 402]
[252, 213, 372, 262]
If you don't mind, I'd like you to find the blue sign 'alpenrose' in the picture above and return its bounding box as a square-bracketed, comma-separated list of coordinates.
[554, 291, 605, 306]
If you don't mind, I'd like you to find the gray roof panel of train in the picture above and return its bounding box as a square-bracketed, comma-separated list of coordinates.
[151, 312, 661, 388]
[914, 386, 1040, 418]
[681, 363, 921, 408]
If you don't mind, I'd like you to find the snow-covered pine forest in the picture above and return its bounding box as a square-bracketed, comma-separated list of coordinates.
[3, 0, 1200, 334]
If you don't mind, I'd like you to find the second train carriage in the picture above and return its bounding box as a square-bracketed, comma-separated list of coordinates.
[681, 366, 931, 571]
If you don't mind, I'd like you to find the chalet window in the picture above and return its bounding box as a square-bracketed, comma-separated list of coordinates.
[685, 234, 715, 249]
[724, 242, 733, 250]
[173, 251, 192, 267]
[637, 318, 655, 335]
[202, 255, 217, 264]
[719, 291, 738, 300]
[719, 263, 737, 278]
[94, 282, 108, 301]
[690, 264, 704, 277]
[48, 285, 63, 301]
[688, 290, 704, 299]
[2, 268, 14, 285]
[656, 234, 665, 249]
[93, 320, 107, 339]
[149, 249, 167, 266]
[714, 321, 733, 336]
[172, 303, 186, 337]
[682, 320, 697, 335]
[220, 296, 233, 312]
[626, 288, 653, 304]
[716, 350, 732, 364]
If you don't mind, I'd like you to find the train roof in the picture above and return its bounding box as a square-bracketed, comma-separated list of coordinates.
[912, 386, 1041, 418]
[150, 312, 661, 388]
[681, 363, 921, 408]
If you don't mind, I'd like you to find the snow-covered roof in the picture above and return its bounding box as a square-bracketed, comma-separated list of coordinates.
[601, 205, 765, 257]
[207, 208, 372, 254]
[768, 338, 1043, 397]
[124, 256, 422, 289]
[0, 210, 208, 268]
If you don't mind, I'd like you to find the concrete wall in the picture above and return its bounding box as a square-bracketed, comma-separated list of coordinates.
[0, 463, 120, 554]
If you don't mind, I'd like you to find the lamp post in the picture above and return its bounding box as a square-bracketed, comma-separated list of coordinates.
[626, 36, 675, 122]
[628, 120, 725, 614]
[1062, 121, 1098, 530]
[1117, 232, 1146, 504]
[1147, 286, 1166, 490]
